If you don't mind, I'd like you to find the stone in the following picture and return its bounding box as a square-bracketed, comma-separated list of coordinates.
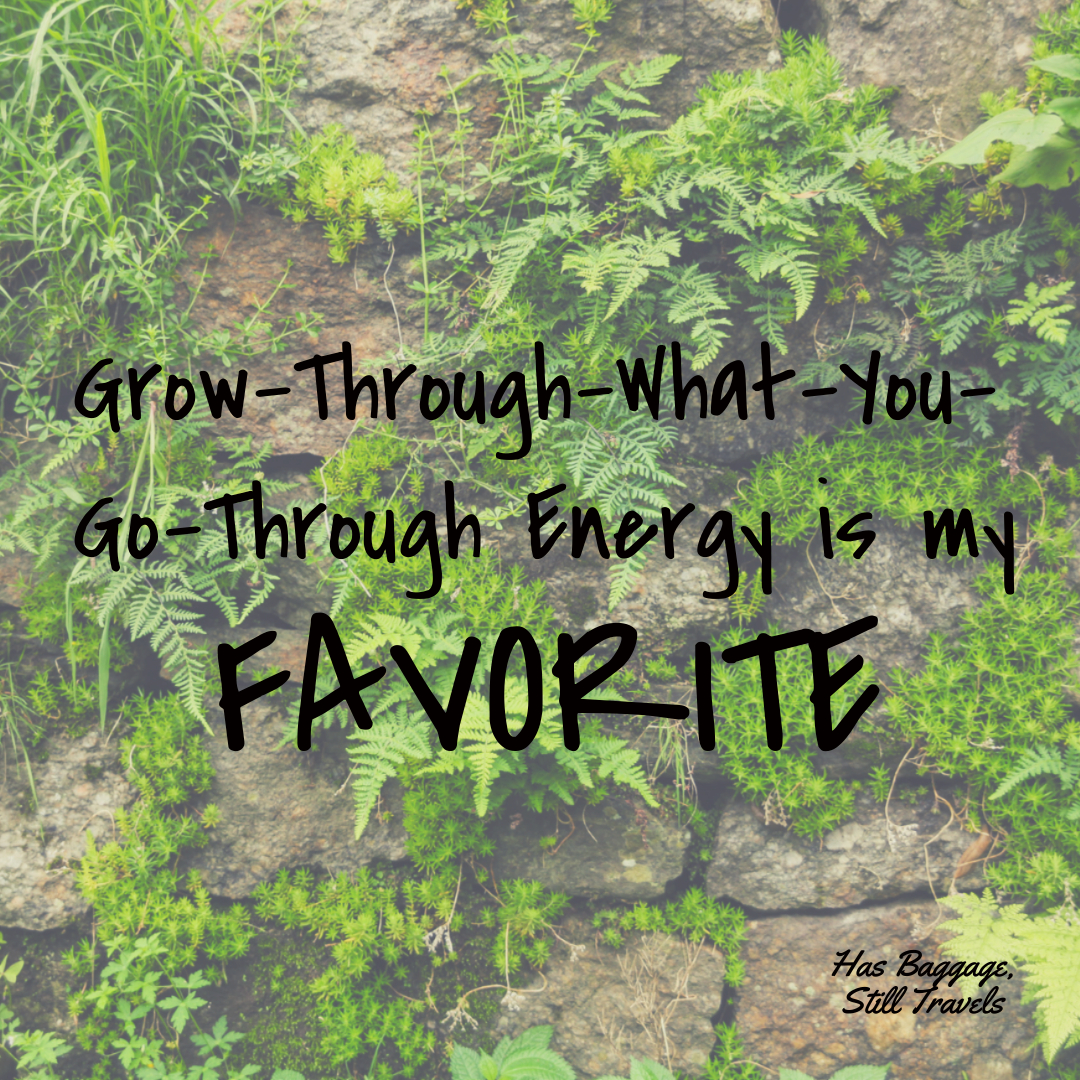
[491, 794, 690, 901]
[707, 790, 986, 910]
[737, 898, 1039, 1079]
[292, 0, 780, 174]
[770, 520, 980, 677]
[800, 0, 1073, 143]
[178, 200, 425, 459]
[492, 914, 726, 1077]
[0, 729, 135, 931]
[180, 697, 408, 897]
[0, 547, 33, 611]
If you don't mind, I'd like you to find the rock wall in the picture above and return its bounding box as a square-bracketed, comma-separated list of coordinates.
[2, 0, 1073, 1076]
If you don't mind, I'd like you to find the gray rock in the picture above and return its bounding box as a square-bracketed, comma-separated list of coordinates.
[0, 729, 135, 931]
[492, 914, 726, 1078]
[707, 790, 987, 909]
[803, 0, 1073, 143]
[491, 794, 690, 901]
[738, 898, 1037, 1079]
[177, 200, 424, 459]
[182, 697, 408, 897]
[771, 520, 980, 677]
[0, 547, 33, 611]
[293, 0, 780, 174]
[511, 504, 739, 648]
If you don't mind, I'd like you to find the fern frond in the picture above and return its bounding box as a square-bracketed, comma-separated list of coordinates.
[481, 217, 548, 315]
[733, 237, 817, 319]
[347, 708, 433, 837]
[941, 890, 1080, 1063]
[604, 228, 682, 321]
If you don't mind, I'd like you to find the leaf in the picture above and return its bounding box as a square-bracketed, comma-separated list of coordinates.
[778, 1070, 816, 1080]
[830, 1068, 890, 1080]
[933, 109, 1064, 166]
[1005, 280, 1076, 345]
[498, 1048, 575, 1080]
[450, 1044, 486, 1080]
[621, 54, 681, 90]
[997, 132, 1080, 189]
[1030, 54, 1080, 81]
[494, 1025, 553, 1058]
[629, 1060, 679, 1080]
[1048, 97, 1080, 128]
[940, 890, 1080, 1062]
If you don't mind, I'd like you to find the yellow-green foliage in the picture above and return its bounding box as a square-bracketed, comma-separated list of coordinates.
[733, 424, 1043, 547]
[69, 694, 253, 972]
[941, 888, 1080, 1064]
[282, 124, 417, 262]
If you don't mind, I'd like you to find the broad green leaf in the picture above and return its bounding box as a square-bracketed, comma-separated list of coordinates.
[480, 1051, 500, 1080]
[831, 1068, 890, 1080]
[491, 1026, 552, 1065]
[1030, 54, 1080, 81]
[933, 109, 1063, 166]
[450, 1044, 486, 1080]
[1048, 96, 1080, 128]
[629, 1060, 679, 1080]
[997, 133, 1080, 189]
[499, 1048, 576, 1080]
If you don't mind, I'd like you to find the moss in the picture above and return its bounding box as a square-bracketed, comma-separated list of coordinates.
[232, 932, 339, 1079]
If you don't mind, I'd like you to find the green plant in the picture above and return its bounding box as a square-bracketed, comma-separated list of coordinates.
[800, 228, 1080, 435]
[713, 421, 1080, 851]
[448, 1024, 683, 1080]
[779, 1069, 888, 1080]
[703, 619, 879, 837]
[645, 657, 678, 681]
[0, 0, 310, 391]
[68, 693, 254, 975]
[329, 607, 656, 836]
[0, 0, 327, 728]
[0, 1001, 71, 1080]
[886, 568, 1080, 903]
[992, 742, 1080, 819]
[940, 888, 1080, 1064]
[249, 866, 451, 1074]
[0, 662, 46, 810]
[0, 939, 22, 996]
[68, 933, 259, 1080]
[450, 1026, 574, 1080]
[932, 55, 1080, 190]
[263, 123, 418, 262]
[591, 890, 747, 986]
[733, 423, 1049, 543]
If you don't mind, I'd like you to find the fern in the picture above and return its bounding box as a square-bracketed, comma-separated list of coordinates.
[1006, 279, 1077, 345]
[656, 264, 733, 369]
[941, 890, 1080, 1064]
[606, 545, 652, 608]
[325, 610, 657, 835]
[550, 396, 682, 608]
[744, 281, 796, 354]
[732, 236, 818, 319]
[420, 685, 557, 818]
[481, 216, 551, 316]
[620, 54, 682, 91]
[347, 707, 435, 837]
[991, 743, 1080, 820]
[604, 228, 682, 321]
